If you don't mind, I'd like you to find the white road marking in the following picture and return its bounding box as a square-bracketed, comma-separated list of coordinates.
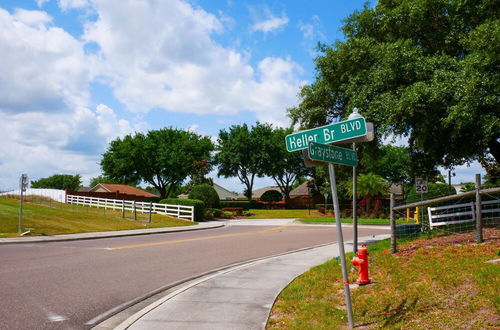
[47, 312, 67, 322]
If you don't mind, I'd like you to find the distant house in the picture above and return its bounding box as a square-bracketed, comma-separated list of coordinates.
[235, 186, 283, 200]
[388, 184, 404, 200]
[251, 186, 282, 199]
[213, 183, 239, 200]
[290, 180, 311, 198]
[78, 186, 91, 192]
[89, 183, 158, 198]
[178, 183, 239, 200]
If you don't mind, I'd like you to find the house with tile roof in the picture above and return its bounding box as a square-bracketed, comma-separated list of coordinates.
[89, 183, 158, 198]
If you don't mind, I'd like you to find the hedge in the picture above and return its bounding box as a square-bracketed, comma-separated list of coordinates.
[219, 200, 263, 210]
[160, 198, 204, 221]
[188, 184, 220, 208]
[144, 196, 161, 203]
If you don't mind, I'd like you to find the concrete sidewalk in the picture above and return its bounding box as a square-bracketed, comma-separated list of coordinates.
[0, 222, 224, 244]
[111, 234, 390, 330]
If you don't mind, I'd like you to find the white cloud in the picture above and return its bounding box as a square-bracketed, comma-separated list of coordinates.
[83, 0, 303, 126]
[298, 15, 326, 56]
[0, 8, 89, 114]
[0, 104, 138, 189]
[13, 8, 52, 26]
[36, 0, 50, 7]
[252, 16, 289, 33]
[0, 0, 306, 189]
[187, 124, 200, 133]
[58, 0, 90, 11]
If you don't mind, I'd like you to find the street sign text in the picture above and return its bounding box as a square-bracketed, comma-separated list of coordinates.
[285, 117, 367, 152]
[308, 142, 358, 166]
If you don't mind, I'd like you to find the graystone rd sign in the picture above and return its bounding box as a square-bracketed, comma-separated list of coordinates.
[285, 117, 367, 152]
[308, 142, 357, 166]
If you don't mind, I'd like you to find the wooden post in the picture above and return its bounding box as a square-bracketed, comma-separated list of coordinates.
[475, 174, 483, 243]
[133, 200, 137, 220]
[149, 201, 152, 223]
[122, 200, 125, 218]
[390, 193, 397, 253]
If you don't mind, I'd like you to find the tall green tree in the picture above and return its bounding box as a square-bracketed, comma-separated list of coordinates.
[289, 0, 499, 172]
[101, 128, 213, 198]
[31, 174, 82, 191]
[348, 173, 388, 211]
[88, 175, 140, 188]
[215, 123, 273, 201]
[263, 127, 312, 202]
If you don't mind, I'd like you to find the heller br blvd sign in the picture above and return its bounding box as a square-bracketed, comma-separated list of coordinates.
[308, 142, 358, 166]
[285, 117, 367, 152]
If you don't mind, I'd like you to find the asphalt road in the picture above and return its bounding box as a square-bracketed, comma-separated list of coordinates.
[0, 221, 388, 329]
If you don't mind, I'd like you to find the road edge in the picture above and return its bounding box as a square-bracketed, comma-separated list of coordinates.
[0, 222, 224, 245]
[94, 234, 390, 330]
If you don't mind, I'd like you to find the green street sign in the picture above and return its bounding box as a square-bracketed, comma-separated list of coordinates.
[285, 117, 367, 152]
[308, 142, 357, 166]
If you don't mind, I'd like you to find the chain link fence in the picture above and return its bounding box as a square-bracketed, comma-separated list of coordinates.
[389, 179, 500, 253]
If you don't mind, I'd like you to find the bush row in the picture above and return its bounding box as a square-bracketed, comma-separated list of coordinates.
[219, 200, 263, 210]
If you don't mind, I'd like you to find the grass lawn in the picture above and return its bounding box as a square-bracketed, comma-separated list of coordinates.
[0, 197, 196, 237]
[267, 229, 500, 329]
[246, 210, 392, 225]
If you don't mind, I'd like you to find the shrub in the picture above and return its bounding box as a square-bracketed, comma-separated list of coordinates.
[222, 211, 234, 218]
[260, 190, 283, 202]
[315, 204, 333, 210]
[204, 208, 224, 219]
[219, 200, 262, 210]
[188, 184, 220, 208]
[406, 182, 456, 203]
[160, 198, 204, 221]
[144, 196, 161, 203]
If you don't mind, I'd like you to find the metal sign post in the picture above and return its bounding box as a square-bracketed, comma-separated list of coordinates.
[286, 111, 373, 329]
[352, 143, 358, 254]
[18, 173, 28, 235]
[415, 178, 427, 225]
[328, 163, 354, 328]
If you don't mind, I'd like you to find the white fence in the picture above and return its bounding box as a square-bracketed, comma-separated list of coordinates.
[67, 195, 194, 221]
[0, 188, 66, 203]
[427, 199, 500, 228]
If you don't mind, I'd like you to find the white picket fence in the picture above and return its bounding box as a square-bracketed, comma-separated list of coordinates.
[66, 195, 194, 221]
[427, 199, 500, 228]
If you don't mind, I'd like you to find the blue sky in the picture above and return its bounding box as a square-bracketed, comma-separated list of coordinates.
[0, 0, 485, 193]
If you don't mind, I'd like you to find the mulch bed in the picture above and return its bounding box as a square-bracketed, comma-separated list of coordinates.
[395, 228, 500, 256]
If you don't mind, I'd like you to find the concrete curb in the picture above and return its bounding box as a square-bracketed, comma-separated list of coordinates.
[0, 222, 225, 245]
[109, 234, 390, 330]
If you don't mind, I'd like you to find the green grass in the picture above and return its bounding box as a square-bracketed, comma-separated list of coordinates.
[267, 234, 500, 329]
[247, 209, 342, 219]
[245, 209, 392, 225]
[0, 197, 196, 237]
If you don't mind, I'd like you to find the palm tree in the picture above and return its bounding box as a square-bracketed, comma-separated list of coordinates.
[348, 173, 388, 212]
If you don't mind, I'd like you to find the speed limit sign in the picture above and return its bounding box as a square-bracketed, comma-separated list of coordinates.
[415, 178, 428, 193]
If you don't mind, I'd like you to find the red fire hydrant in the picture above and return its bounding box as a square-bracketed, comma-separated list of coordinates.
[351, 244, 371, 285]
